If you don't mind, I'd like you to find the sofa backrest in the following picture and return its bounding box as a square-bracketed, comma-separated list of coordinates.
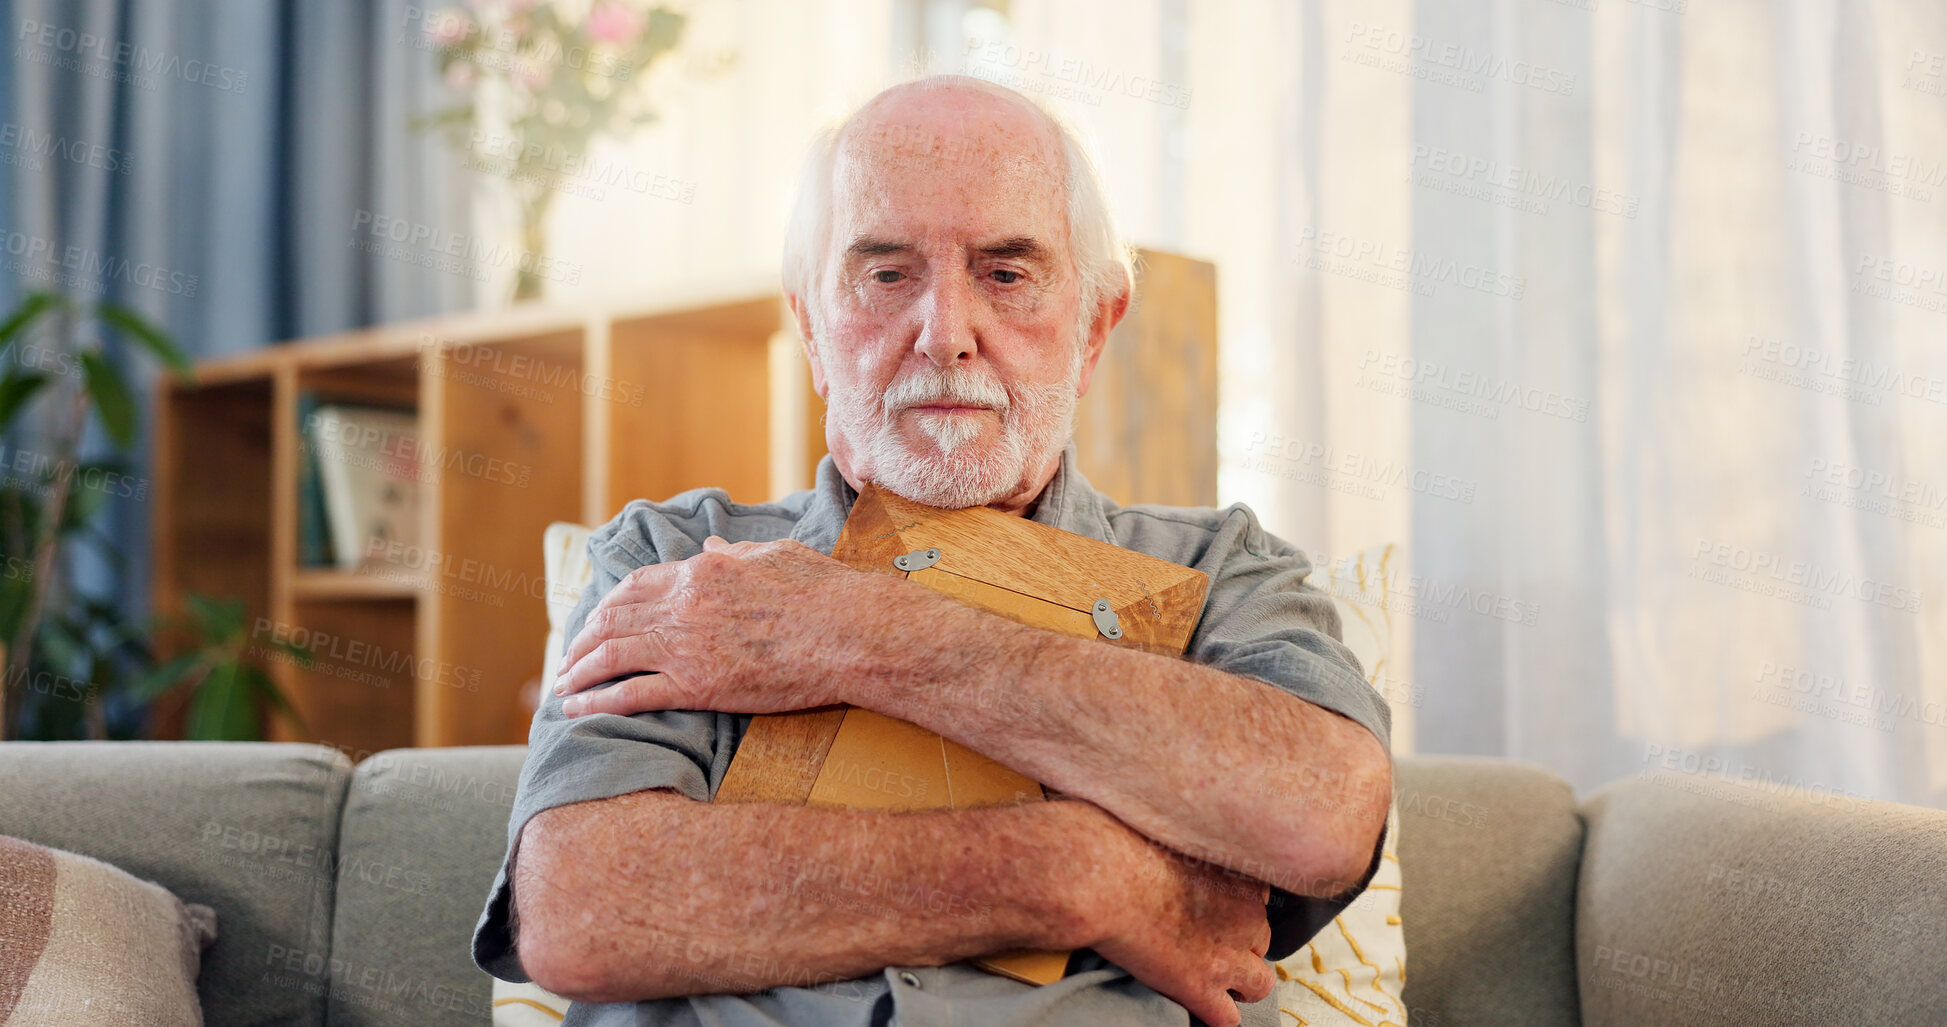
[1577, 772, 1947, 1025]
[1395, 755, 1585, 1026]
[0, 741, 353, 1027]
[326, 745, 526, 1027]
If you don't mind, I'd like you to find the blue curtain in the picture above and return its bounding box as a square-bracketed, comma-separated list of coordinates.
[1, 0, 475, 733]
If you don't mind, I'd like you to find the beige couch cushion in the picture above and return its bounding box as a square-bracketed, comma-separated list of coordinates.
[1396, 756, 1584, 1026]
[1578, 773, 1947, 1025]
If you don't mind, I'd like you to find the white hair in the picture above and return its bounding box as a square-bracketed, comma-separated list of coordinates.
[781, 76, 1133, 347]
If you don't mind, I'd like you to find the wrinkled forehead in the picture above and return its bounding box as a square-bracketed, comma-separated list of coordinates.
[830, 89, 1070, 245]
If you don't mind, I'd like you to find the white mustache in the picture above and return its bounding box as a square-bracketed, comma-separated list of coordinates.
[882, 364, 1010, 414]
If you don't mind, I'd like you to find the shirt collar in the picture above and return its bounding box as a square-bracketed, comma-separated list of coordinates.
[789, 441, 1118, 555]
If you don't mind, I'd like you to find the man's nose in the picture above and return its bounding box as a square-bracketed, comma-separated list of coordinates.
[912, 273, 977, 366]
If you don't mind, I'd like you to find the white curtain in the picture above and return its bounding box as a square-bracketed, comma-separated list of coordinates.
[545, 0, 1947, 808]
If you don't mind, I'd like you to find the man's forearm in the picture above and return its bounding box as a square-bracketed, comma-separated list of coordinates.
[849, 595, 1391, 898]
[512, 788, 1126, 1003]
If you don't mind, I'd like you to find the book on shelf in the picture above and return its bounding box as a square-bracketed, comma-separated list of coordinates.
[306, 404, 422, 573]
[295, 393, 335, 567]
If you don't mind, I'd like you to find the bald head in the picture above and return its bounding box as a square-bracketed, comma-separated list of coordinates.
[782, 76, 1130, 345]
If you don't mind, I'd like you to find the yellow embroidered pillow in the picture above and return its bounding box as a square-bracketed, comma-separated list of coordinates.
[1274, 544, 1408, 1025]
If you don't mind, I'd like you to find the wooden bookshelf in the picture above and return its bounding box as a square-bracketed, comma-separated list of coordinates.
[150, 252, 1216, 752]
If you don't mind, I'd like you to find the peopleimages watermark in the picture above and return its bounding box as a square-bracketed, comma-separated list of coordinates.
[1298, 547, 1540, 627]
[398, 5, 635, 81]
[250, 618, 483, 693]
[1241, 433, 1477, 505]
[1586, 944, 1795, 1016]
[1341, 22, 1577, 96]
[349, 209, 582, 287]
[262, 944, 490, 1018]
[1751, 660, 1947, 733]
[1701, 861, 1939, 941]
[1292, 227, 1525, 299]
[1686, 537, 1923, 614]
[1851, 254, 1947, 315]
[1907, 48, 1947, 99]
[1353, 349, 1589, 421]
[1409, 144, 1638, 218]
[361, 538, 547, 609]
[1786, 132, 1944, 203]
[464, 129, 695, 205]
[1737, 334, 1947, 408]
[0, 122, 132, 175]
[1638, 743, 1869, 812]
[1802, 456, 1946, 530]
[14, 19, 248, 93]
[0, 441, 151, 502]
[303, 410, 533, 489]
[961, 37, 1191, 109]
[417, 334, 646, 408]
[0, 229, 197, 296]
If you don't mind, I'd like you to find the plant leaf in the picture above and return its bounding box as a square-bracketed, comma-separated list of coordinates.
[95, 302, 191, 377]
[182, 593, 245, 642]
[0, 291, 60, 349]
[0, 371, 48, 431]
[244, 665, 305, 736]
[79, 351, 136, 447]
[129, 650, 205, 699]
[185, 661, 259, 740]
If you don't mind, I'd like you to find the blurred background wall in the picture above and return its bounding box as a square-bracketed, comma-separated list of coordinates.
[3, 0, 1944, 806]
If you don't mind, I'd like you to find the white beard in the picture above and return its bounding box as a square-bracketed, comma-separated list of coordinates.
[825, 353, 1082, 509]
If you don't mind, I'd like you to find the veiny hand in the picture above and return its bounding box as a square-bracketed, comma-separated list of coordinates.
[1076, 805, 1277, 1027]
[552, 535, 885, 718]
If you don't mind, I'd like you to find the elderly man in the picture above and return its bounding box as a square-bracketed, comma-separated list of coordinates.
[472, 75, 1392, 1027]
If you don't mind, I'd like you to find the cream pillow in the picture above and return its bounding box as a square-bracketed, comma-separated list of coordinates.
[0, 834, 218, 1026]
[1272, 543, 1409, 1025]
[492, 523, 595, 1022]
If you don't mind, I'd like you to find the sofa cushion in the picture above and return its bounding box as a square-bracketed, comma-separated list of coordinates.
[0, 741, 352, 1027]
[1395, 755, 1583, 1026]
[0, 833, 217, 1025]
[1577, 772, 1947, 1025]
[329, 745, 528, 1027]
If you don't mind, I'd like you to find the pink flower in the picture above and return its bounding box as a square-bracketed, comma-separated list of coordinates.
[513, 55, 553, 90]
[586, 1, 645, 45]
[424, 6, 474, 47]
[444, 61, 478, 89]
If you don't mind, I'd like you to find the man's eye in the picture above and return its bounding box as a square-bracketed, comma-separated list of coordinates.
[873, 269, 905, 284]
[991, 269, 1022, 285]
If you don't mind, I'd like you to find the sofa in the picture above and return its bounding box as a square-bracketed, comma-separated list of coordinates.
[2, 742, 1943, 1026]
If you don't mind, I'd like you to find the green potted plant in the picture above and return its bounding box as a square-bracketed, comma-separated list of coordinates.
[0, 290, 303, 741]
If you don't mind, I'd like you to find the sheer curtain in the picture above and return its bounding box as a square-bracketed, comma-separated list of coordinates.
[547, 0, 1947, 807]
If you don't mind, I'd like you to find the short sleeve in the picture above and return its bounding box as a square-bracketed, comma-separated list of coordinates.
[469, 519, 744, 982]
[1178, 504, 1394, 961]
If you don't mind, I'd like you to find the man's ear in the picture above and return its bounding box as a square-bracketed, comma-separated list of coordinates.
[1075, 285, 1131, 399]
[786, 291, 829, 398]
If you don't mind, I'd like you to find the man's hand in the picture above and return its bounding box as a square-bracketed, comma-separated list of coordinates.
[552, 535, 893, 717]
[1069, 803, 1277, 1027]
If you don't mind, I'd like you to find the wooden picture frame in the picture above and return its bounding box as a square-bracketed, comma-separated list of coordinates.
[714, 482, 1210, 984]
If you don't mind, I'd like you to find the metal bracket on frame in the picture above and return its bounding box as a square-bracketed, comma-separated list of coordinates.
[1091, 599, 1122, 639]
[892, 548, 941, 572]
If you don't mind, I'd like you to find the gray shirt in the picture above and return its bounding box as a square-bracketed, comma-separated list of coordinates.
[472, 442, 1393, 1027]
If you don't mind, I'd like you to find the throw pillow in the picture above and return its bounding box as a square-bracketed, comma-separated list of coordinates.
[1271, 543, 1408, 1025]
[0, 833, 217, 1026]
